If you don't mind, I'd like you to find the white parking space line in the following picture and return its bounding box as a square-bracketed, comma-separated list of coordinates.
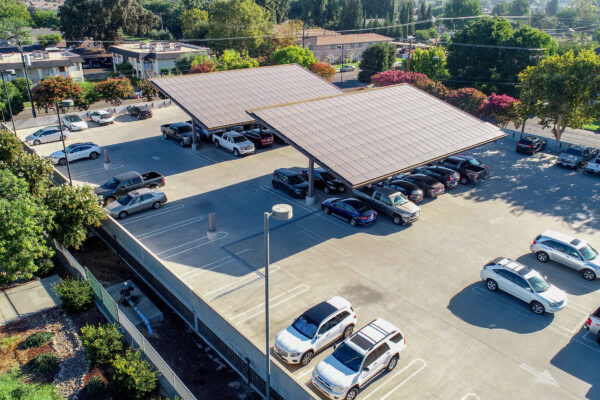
[460, 393, 480, 400]
[363, 358, 427, 400]
[232, 284, 310, 324]
[121, 205, 185, 224]
[71, 164, 124, 178]
[202, 265, 281, 298]
[181, 249, 252, 281]
[582, 331, 597, 344]
[259, 185, 314, 213]
[555, 306, 589, 334]
[136, 216, 205, 240]
[296, 366, 316, 379]
[159, 232, 229, 259]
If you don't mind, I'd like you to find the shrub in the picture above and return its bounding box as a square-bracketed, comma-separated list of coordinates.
[84, 376, 107, 396]
[33, 352, 59, 374]
[80, 324, 123, 365]
[23, 332, 54, 349]
[444, 87, 487, 115]
[0, 129, 23, 163]
[309, 62, 336, 82]
[53, 278, 94, 313]
[111, 349, 157, 399]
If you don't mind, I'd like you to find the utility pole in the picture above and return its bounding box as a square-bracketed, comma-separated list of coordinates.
[302, 22, 306, 48]
[15, 39, 36, 118]
[406, 40, 413, 72]
[536, 49, 542, 65]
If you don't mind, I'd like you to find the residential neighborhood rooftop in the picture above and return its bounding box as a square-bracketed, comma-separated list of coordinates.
[0, 50, 84, 69]
[307, 32, 393, 46]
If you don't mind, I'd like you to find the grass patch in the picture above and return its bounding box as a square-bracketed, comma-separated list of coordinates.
[0, 336, 18, 351]
[23, 332, 54, 349]
[0, 367, 61, 399]
[583, 121, 600, 131]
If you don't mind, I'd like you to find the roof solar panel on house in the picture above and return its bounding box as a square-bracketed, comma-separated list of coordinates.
[150, 64, 342, 130]
[249, 84, 505, 188]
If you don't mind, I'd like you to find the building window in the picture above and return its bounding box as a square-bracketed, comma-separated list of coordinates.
[350, 43, 355, 48]
[331, 44, 336, 50]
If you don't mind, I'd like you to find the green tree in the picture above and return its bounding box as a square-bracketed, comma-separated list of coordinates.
[112, 349, 157, 399]
[443, 0, 481, 30]
[6, 152, 53, 198]
[338, 0, 364, 30]
[116, 61, 133, 76]
[78, 81, 101, 110]
[174, 54, 196, 73]
[30, 9, 60, 29]
[399, 1, 409, 38]
[492, 1, 509, 15]
[45, 184, 106, 249]
[0, 81, 24, 116]
[301, 0, 329, 26]
[358, 42, 396, 82]
[508, 0, 529, 16]
[32, 76, 83, 112]
[269, 46, 317, 68]
[0, 16, 32, 43]
[215, 49, 259, 70]
[179, 8, 209, 38]
[207, 0, 274, 55]
[0, 129, 22, 163]
[407, 0, 415, 35]
[0, 170, 54, 285]
[403, 47, 450, 80]
[0, 0, 31, 25]
[555, 8, 576, 27]
[142, 0, 181, 37]
[545, 0, 558, 16]
[96, 77, 134, 105]
[11, 77, 32, 99]
[37, 33, 63, 47]
[136, 79, 158, 100]
[256, 0, 290, 22]
[59, 0, 159, 44]
[519, 50, 600, 140]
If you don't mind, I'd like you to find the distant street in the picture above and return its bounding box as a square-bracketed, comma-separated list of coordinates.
[332, 68, 368, 91]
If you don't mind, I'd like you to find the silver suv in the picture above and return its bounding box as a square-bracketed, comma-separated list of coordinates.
[530, 230, 600, 280]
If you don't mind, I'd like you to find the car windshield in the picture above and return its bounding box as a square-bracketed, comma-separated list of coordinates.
[350, 202, 370, 213]
[520, 139, 532, 145]
[580, 244, 598, 260]
[526, 273, 550, 293]
[65, 145, 77, 152]
[467, 158, 481, 166]
[179, 125, 192, 133]
[117, 194, 134, 205]
[321, 172, 335, 181]
[292, 315, 318, 338]
[332, 343, 364, 372]
[288, 175, 305, 185]
[103, 177, 120, 189]
[566, 147, 583, 156]
[33, 130, 42, 137]
[232, 136, 247, 143]
[392, 194, 407, 206]
[69, 115, 82, 122]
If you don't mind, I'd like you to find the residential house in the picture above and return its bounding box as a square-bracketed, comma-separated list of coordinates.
[303, 33, 394, 63]
[0, 49, 84, 83]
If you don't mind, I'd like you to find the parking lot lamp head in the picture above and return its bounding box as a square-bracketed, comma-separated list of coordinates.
[271, 204, 293, 221]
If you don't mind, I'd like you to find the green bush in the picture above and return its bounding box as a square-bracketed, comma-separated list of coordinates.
[33, 352, 59, 374]
[53, 278, 94, 313]
[23, 332, 54, 349]
[0, 129, 23, 163]
[80, 324, 123, 365]
[84, 376, 106, 396]
[111, 349, 157, 399]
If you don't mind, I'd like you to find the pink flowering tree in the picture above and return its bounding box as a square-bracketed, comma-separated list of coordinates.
[444, 88, 488, 115]
[478, 93, 521, 127]
[371, 70, 447, 97]
[189, 60, 216, 74]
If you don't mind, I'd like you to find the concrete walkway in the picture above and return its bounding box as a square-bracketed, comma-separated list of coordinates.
[0, 275, 61, 325]
[523, 118, 600, 148]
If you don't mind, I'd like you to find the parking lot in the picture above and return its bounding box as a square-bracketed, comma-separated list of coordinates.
[19, 106, 600, 399]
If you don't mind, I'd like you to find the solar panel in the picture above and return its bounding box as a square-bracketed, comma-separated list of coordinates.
[249, 84, 506, 188]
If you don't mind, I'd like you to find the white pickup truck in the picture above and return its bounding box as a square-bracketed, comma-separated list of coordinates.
[213, 131, 255, 157]
[584, 154, 600, 175]
[584, 306, 600, 345]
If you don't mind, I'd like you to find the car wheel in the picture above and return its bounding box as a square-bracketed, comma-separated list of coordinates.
[118, 211, 128, 219]
[233, 148, 240, 157]
[349, 218, 357, 227]
[392, 214, 402, 225]
[324, 186, 330, 194]
[536, 251, 549, 263]
[272, 181, 279, 189]
[582, 269, 597, 281]
[339, 186, 345, 192]
[300, 351, 313, 366]
[322, 205, 330, 214]
[152, 201, 162, 209]
[460, 176, 468, 184]
[180, 139, 186, 147]
[485, 279, 498, 291]
[105, 197, 116, 205]
[214, 140, 220, 148]
[387, 355, 399, 371]
[58, 158, 67, 166]
[33, 140, 41, 145]
[290, 190, 298, 198]
[345, 387, 359, 400]
[89, 152, 99, 160]
[149, 184, 158, 189]
[343, 325, 354, 339]
[530, 301, 545, 315]
[163, 133, 168, 139]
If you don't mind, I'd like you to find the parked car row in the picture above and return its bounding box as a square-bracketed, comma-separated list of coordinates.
[273, 297, 406, 400]
[515, 136, 600, 174]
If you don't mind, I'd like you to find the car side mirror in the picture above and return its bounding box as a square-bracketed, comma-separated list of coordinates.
[362, 367, 369, 372]
[333, 343, 337, 350]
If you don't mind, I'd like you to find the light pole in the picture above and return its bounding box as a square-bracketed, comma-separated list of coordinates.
[336, 44, 345, 83]
[432, 56, 440, 96]
[11, 38, 36, 118]
[56, 99, 74, 185]
[1, 69, 17, 135]
[264, 204, 293, 400]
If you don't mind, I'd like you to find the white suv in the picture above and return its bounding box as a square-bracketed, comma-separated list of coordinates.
[88, 109, 115, 125]
[530, 230, 600, 280]
[312, 318, 406, 400]
[481, 257, 567, 314]
[274, 297, 356, 366]
[49, 142, 101, 165]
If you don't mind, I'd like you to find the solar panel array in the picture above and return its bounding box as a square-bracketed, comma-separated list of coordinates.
[150, 64, 342, 130]
[249, 84, 505, 187]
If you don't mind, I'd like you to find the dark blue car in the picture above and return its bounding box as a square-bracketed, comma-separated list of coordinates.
[321, 197, 378, 226]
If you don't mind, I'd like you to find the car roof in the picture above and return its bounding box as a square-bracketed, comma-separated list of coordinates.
[69, 142, 96, 147]
[342, 198, 366, 208]
[410, 174, 437, 183]
[275, 168, 300, 176]
[388, 180, 418, 189]
[302, 298, 347, 324]
[541, 230, 585, 247]
[224, 131, 244, 137]
[494, 257, 534, 276]
[374, 186, 400, 196]
[347, 318, 398, 355]
[521, 136, 537, 140]
[114, 171, 141, 181]
[128, 188, 156, 196]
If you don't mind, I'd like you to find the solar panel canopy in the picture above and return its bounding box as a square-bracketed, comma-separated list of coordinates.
[150, 64, 342, 130]
[249, 84, 506, 187]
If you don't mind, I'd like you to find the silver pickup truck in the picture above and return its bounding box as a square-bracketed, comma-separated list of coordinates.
[584, 306, 600, 345]
[353, 186, 420, 225]
[584, 154, 600, 175]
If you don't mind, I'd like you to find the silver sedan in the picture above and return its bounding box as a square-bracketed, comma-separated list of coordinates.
[106, 189, 167, 219]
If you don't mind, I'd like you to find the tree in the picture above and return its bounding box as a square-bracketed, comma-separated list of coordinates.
[300, 0, 329, 26]
[37, 33, 63, 47]
[142, 0, 181, 37]
[179, 8, 209, 38]
[338, 0, 364, 30]
[555, 8, 577, 28]
[256, 0, 290, 22]
[96, 78, 134, 105]
[399, 1, 409, 38]
[11, 77, 31, 100]
[78, 81, 101, 109]
[32, 76, 84, 112]
[5, 152, 53, 198]
[310, 62, 336, 81]
[30, 9, 60, 29]
[358, 42, 397, 82]
[444, 87, 487, 115]
[478, 93, 520, 127]
[0, 129, 22, 164]
[45, 184, 106, 249]
[0, 80, 24, 116]
[508, 0, 529, 16]
[492, 1, 509, 15]
[0, 169, 54, 285]
[207, 0, 274, 55]
[0, 0, 31, 25]
[407, 0, 415, 35]
[0, 15, 32, 43]
[190, 60, 216, 73]
[272, 19, 303, 50]
[136, 79, 158, 100]
[215, 50, 259, 70]
[59, 0, 159, 44]
[519, 50, 600, 140]
[116, 62, 133, 76]
[174, 54, 196, 74]
[443, 0, 481, 30]
[269, 46, 317, 68]
[403, 47, 450, 80]
[545, 0, 558, 16]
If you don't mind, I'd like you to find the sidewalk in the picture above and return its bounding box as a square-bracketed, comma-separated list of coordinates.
[0, 275, 61, 325]
[521, 118, 600, 148]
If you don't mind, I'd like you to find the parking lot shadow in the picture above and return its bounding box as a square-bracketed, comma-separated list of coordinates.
[448, 282, 553, 333]
[515, 254, 599, 295]
[457, 140, 600, 233]
[551, 329, 600, 399]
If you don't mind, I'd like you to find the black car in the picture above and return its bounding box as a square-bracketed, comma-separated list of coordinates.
[412, 165, 460, 189]
[398, 174, 445, 197]
[300, 168, 346, 194]
[244, 129, 274, 147]
[382, 180, 424, 203]
[439, 154, 489, 183]
[272, 168, 309, 198]
[128, 106, 152, 119]
[516, 136, 546, 155]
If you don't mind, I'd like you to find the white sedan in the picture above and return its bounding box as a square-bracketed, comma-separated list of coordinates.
[49, 142, 101, 165]
[88, 110, 115, 125]
[25, 126, 70, 145]
[61, 114, 88, 131]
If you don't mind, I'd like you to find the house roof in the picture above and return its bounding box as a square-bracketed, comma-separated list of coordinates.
[309, 33, 393, 46]
[0, 51, 84, 69]
[108, 42, 210, 61]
